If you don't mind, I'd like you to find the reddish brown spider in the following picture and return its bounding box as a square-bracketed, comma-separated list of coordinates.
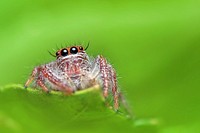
[25, 44, 119, 110]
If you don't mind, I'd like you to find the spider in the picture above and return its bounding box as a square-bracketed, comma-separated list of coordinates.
[25, 44, 119, 110]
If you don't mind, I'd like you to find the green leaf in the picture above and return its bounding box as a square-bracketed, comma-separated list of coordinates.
[0, 84, 157, 133]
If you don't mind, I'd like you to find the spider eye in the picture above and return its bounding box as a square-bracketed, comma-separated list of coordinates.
[56, 52, 59, 56]
[70, 47, 78, 54]
[61, 49, 68, 56]
[79, 46, 83, 50]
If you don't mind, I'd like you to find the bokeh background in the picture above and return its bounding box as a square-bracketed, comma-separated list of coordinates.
[0, 0, 200, 133]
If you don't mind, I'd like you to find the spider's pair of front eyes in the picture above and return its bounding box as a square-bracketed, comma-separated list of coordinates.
[57, 47, 82, 57]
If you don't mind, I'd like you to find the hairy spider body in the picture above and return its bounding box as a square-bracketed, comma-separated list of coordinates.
[25, 45, 119, 110]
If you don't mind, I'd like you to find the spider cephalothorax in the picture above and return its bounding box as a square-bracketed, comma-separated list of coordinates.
[25, 44, 119, 110]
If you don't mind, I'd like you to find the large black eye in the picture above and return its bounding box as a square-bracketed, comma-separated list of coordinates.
[61, 49, 68, 56]
[70, 47, 78, 54]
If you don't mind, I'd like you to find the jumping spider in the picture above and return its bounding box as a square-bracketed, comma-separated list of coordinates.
[25, 44, 119, 110]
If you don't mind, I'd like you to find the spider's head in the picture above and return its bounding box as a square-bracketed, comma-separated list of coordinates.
[49, 43, 89, 59]
[56, 46, 84, 58]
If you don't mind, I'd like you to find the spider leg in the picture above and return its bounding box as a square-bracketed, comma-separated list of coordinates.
[24, 66, 50, 92]
[108, 65, 119, 110]
[98, 55, 110, 98]
[24, 67, 39, 88]
[109, 65, 133, 116]
[97, 55, 119, 110]
[25, 65, 75, 94]
[41, 66, 74, 94]
[36, 77, 49, 92]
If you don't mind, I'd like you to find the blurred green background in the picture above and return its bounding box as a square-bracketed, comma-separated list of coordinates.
[0, 0, 200, 133]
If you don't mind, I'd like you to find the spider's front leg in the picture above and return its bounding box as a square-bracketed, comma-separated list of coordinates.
[25, 66, 74, 94]
[24, 67, 38, 88]
[24, 66, 49, 92]
[97, 55, 119, 110]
